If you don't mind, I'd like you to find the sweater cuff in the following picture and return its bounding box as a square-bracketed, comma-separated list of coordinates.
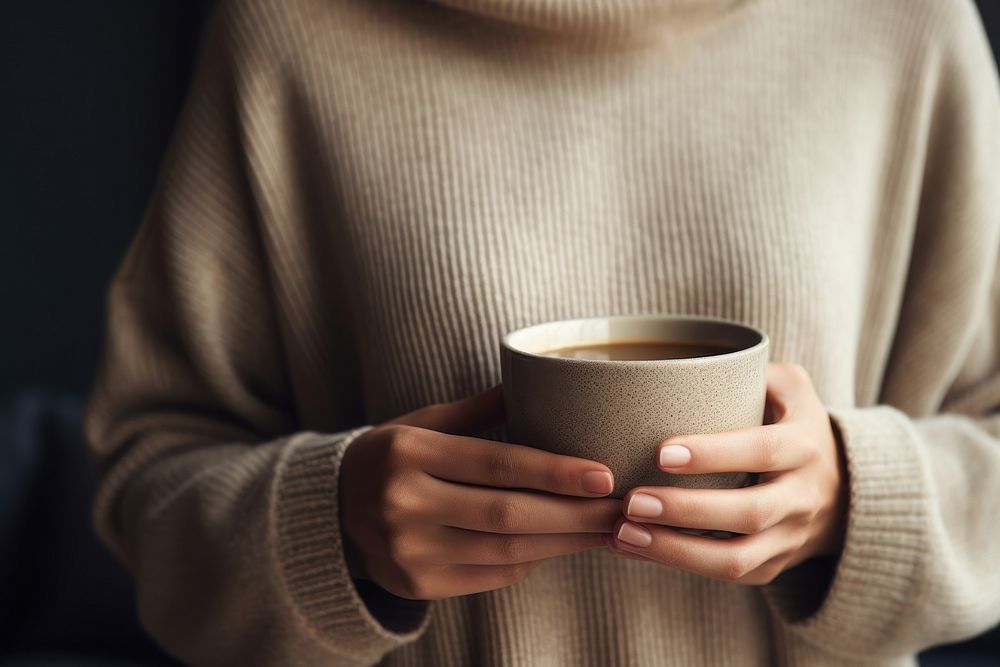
[764, 405, 928, 656]
[272, 428, 431, 662]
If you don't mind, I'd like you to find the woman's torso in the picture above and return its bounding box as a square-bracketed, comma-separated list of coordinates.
[241, 0, 937, 663]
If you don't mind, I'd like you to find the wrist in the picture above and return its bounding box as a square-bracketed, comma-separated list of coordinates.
[812, 415, 849, 558]
[338, 428, 375, 580]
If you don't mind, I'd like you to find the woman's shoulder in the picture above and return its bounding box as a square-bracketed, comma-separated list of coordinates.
[841, 0, 987, 52]
[801, 0, 995, 96]
[208, 0, 373, 69]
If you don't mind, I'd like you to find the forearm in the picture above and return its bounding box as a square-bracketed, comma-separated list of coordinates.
[906, 412, 1000, 636]
[766, 406, 1000, 658]
[96, 427, 425, 667]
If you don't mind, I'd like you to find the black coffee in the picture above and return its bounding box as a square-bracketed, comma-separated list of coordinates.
[543, 340, 737, 361]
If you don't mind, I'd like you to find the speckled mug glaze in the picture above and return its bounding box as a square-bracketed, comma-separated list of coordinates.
[501, 315, 769, 497]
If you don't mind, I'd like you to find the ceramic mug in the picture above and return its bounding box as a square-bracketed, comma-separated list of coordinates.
[500, 315, 769, 497]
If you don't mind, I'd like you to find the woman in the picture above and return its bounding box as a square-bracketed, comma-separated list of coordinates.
[87, 0, 1000, 664]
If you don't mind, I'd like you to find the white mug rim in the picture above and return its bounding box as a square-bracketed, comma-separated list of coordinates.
[501, 314, 769, 366]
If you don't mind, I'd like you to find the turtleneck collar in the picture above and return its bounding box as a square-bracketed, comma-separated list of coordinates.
[428, 0, 743, 35]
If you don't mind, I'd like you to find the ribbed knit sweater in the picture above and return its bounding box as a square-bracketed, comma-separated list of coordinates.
[86, 0, 1000, 665]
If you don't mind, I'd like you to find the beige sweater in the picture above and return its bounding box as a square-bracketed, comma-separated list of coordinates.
[86, 0, 1000, 664]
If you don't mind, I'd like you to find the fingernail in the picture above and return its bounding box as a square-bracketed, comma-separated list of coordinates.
[626, 493, 663, 518]
[582, 470, 614, 495]
[617, 521, 652, 548]
[659, 444, 691, 468]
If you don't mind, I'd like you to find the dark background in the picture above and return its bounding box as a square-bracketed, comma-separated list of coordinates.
[1, 1, 215, 399]
[0, 1, 998, 665]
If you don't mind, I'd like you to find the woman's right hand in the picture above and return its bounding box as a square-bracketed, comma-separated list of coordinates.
[339, 386, 620, 601]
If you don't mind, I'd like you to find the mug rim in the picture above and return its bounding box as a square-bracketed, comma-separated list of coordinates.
[501, 314, 769, 366]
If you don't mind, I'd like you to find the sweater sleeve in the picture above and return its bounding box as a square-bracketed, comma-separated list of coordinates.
[85, 7, 429, 666]
[765, 2, 1000, 659]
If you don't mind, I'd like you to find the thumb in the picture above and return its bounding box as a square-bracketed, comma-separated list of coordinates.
[386, 385, 506, 436]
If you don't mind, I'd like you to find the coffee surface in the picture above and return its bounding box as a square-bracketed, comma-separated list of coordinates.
[542, 340, 738, 361]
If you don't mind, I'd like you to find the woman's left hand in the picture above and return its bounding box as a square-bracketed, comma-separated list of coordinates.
[607, 362, 848, 585]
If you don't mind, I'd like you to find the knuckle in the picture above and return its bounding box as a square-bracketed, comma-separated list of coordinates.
[386, 532, 418, 564]
[789, 504, 812, 527]
[805, 489, 827, 524]
[381, 423, 409, 444]
[383, 425, 420, 461]
[486, 449, 521, 487]
[805, 484, 825, 514]
[398, 570, 433, 600]
[742, 497, 775, 534]
[379, 482, 421, 523]
[486, 497, 523, 533]
[791, 432, 816, 464]
[496, 536, 528, 563]
[788, 479, 821, 517]
[408, 583, 433, 600]
[783, 494, 814, 528]
[722, 548, 757, 581]
[496, 563, 531, 586]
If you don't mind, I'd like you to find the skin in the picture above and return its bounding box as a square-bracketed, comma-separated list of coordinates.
[339, 386, 622, 600]
[607, 362, 850, 585]
[340, 362, 848, 599]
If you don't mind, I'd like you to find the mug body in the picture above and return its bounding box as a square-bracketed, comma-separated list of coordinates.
[501, 315, 769, 497]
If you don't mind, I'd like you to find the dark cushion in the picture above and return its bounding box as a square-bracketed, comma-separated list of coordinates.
[0, 398, 44, 634]
[0, 394, 173, 664]
[0, 656, 160, 667]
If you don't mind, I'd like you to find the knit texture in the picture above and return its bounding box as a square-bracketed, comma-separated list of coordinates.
[86, 0, 1000, 664]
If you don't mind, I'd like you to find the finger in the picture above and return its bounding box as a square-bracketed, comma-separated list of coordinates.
[656, 422, 810, 475]
[611, 550, 656, 563]
[425, 477, 622, 534]
[386, 560, 546, 601]
[600, 533, 653, 561]
[447, 561, 549, 593]
[412, 429, 614, 497]
[423, 527, 606, 565]
[388, 385, 505, 436]
[622, 481, 790, 534]
[604, 535, 658, 563]
[609, 517, 788, 583]
[608, 535, 656, 563]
